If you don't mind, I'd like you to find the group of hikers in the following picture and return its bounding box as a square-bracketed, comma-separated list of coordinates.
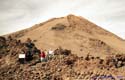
[18, 38, 56, 64]
[0, 35, 70, 64]
[19, 48, 54, 64]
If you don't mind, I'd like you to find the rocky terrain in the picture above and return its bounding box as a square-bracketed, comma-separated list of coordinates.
[0, 14, 125, 80]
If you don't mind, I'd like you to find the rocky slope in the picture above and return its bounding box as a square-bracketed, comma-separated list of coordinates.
[0, 14, 125, 80]
[0, 37, 125, 80]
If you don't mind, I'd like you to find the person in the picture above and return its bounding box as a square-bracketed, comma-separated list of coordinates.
[40, 50, 46, 62]
[25, 38, 35, 49]
[25, 49, 33, 61]
[48, 49, 54, 60]
[19, 50, 26, 64]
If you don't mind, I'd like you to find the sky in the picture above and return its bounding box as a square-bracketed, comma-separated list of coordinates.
[0, 0, 125, 39]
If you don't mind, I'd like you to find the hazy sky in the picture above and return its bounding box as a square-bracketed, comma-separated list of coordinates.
[0, 0, 125, 39]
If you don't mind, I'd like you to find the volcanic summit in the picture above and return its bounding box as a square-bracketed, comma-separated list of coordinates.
[9, 14, 125, 57]
[0, 15, 125, 80]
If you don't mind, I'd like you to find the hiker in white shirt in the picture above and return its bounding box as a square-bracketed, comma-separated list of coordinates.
[19, 50, 26, 64]
[48, 49, 54, 60]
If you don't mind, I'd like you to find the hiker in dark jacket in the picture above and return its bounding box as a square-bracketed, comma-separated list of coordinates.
[25, 38, 35, 49]
[25, 49, 33, 61]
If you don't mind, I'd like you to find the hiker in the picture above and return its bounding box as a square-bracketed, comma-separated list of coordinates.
[40, 50, 46, 62]
[25, 38, 35, 49]
[48, 49, 54, 60]
[19, 50, 26, 64]
[24, 38, 35, 61]
[25, 49, 33, 61]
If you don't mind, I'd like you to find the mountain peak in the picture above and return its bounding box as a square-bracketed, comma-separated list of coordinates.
[6, 14, 125, 56]
[65, 14, 99, 34]
[67, 14, 79, 18]
[66, 14, 83, 22]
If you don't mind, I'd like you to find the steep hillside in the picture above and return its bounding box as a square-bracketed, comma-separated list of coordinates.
[1, 14, 125, 80]
[8, 14, 125, 58]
